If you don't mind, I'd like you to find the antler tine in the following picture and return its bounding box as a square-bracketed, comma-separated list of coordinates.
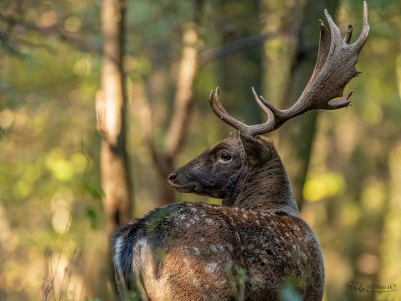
[212, 87, 229, 115]
[343, 25, 353, 44]
[354, 1, 370, 49]
[209, 87, 284, 136]
[209, 88, 248, 132]
[324, 8, 343, 42]
[251, 87, 274, 121]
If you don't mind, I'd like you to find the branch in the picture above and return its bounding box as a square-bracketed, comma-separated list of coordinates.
[163, 22, 199, 160]
[139, 100, 171, 175]
[0, 32, 24, 56]
[0, 14, 101, 54]
[198, 31, 277, 66]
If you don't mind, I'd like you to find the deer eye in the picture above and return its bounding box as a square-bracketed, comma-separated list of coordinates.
[220, 152, 231, 161]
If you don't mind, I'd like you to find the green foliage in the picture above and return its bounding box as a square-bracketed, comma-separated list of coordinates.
[147, 208, 172, 231]
[85, 207, 99, 230]
[226, 261, 247, 299]
[83, 180, 104, 199]
[279, 284, 303, 301]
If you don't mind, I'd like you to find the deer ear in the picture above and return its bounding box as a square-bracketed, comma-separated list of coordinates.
[239, 134, 273, 166]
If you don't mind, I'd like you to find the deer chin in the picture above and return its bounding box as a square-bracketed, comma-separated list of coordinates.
[168, 181, 197, 193]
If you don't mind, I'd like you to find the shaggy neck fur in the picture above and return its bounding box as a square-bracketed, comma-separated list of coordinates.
[222, 152, 299, 217]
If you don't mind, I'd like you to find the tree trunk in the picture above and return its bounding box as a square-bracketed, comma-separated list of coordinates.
[277, 0, 339, 211]
[98, 0, 132, 237]
[149, 0, 204, 207]
[95, 0, 132, 298]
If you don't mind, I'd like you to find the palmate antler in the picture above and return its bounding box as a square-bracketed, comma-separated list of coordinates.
[209, 2, 370, 137]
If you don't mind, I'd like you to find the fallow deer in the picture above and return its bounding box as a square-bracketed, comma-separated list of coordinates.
[112, 3, 369, 300]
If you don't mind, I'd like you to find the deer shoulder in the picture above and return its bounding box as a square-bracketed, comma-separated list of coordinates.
[112, 3, 369, 301]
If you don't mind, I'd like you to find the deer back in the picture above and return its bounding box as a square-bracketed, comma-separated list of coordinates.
[112, 202, 323, 301]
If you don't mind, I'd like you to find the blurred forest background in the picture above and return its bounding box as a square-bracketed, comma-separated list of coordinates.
[0, 0, 400, 300]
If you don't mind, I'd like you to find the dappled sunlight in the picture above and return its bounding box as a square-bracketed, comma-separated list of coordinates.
[303, 173, 345, 202]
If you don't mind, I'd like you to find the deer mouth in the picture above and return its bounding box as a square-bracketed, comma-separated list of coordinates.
[167, 171, 195, 192]
[168, 180, 196, 193]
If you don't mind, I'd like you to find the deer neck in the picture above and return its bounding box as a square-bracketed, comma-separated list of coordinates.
[222, 156, 300, 217]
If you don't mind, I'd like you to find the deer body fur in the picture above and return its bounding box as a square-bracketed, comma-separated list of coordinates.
[113, 202, 323, 301]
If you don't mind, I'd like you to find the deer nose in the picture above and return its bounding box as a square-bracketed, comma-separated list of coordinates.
[167, 172, 178, 185]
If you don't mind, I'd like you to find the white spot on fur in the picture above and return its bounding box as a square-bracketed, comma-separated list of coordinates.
[194, 247, 200, 255]
[181, 246, 189, 255]
[205, 262, 218, 273]
[227, 244, 233, 251]
[217, 244, 224, 251]
[200, 237, 205, 242]
[211, 245, 217, 253]
[190, 207, 197, 213]
[180, 214, 186, 220]
[205, 218, 213, 224]
[243, 213, 248, 219]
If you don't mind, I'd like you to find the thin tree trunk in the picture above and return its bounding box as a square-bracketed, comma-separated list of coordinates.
[98, 0, 132, 237]
[148, 0, 204, 206]
[95, 0, 132, 298]
[277, 0, 339, 211]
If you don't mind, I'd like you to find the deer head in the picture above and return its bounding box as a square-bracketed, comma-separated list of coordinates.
[168, 2, 369, 214]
